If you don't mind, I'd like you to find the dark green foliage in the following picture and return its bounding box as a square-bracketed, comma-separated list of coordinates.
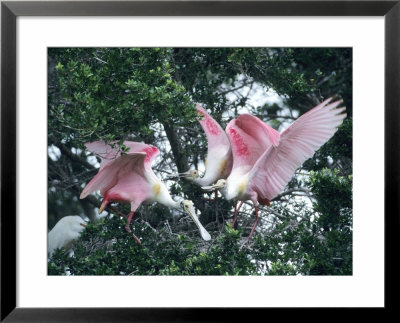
[48, 217, 257, 275]
[303, 117, 352, 174]
[248, 169, 352, 276]
[48, 48, 352, 275]
[49, 48, 195, 147]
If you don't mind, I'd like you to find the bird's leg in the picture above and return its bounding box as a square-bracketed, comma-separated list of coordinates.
[125, 211, 141, 244]
[247, 204, 260, 240]
[125, 211, 135, 233]
[232, 200, 244, 228]
[232, 201, 238, 227]
[98, 198, 109, 214]
[131, 233, 142, 244]
[204, 189, 219, 202]
[98, 199, 128, 219]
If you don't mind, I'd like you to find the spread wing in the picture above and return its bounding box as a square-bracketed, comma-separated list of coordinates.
[248, 97, 346, 200]
[226, 113, 280, 172]
[195, 104, 233, 182]
[85, 141, 159, 170]
[196, 103, 231, 154]
[80, 152, 147, 199]
[84, 141, 121, 169]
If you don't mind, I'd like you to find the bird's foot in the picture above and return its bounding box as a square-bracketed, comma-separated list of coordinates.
[132, 233, 142, 244]
[125, 225, 141, 244]
[238, 232, 256, 250]
[239, 239, 249, 251]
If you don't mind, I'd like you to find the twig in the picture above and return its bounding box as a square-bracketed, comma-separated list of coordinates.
[165, 220, 173, 235]
[93, 56, 108, 64]
[272, 188, 312, 201]
[219, 80, 254, 96]
[142, 221, 157, 233]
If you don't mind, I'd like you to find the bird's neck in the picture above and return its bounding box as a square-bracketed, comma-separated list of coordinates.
[170, 200, 181, 209]
[192, 176, 210, 187]
[150, 181, 181, 209]
[192, 167, 221, 187]
[161, 195, 181, 209]
[226, 172, 249, 201]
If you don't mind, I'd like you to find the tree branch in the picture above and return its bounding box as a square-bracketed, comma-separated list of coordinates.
[272, 188, 312, 201]
[162, 122, 189, 173]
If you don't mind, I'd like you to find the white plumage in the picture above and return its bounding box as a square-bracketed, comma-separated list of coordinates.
[48, 215, 87, 257]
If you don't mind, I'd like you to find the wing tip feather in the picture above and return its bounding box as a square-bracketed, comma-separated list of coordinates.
[80, 188, 89, 199]
[195, 103, 207, 114]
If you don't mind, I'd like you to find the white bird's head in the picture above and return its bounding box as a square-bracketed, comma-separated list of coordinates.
[202, 174, 248, 201]
[166, 169, 199, 181]
[179, 199, 211, 241]
[177, 169, 199, 179]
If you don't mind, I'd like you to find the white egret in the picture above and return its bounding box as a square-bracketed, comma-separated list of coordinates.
[48, 215, 87, 257]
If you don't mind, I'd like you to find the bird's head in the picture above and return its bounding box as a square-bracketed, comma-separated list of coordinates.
[70, 217, 87, 234]
[166, 169, 199, 182]
[179, 199, 211, 241]
[175, 169, 199, 179]
[201, 179, 226, 192]
[180, 199, 194, 210]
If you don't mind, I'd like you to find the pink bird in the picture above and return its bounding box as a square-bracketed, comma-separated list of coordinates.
[80, 141, 211, 243]
[176, 104, 233, 189]
[203, 96, 347, 239]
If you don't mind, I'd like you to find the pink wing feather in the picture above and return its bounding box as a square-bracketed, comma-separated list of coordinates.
[226, 114, 280, 171]
[84, 141, 121, 169]
[80, 152, 147, 199]
[196, 104, 231, 151]
[82, 140, 159, 198]
[85, 141, 158, 170]
[248, 97, 346, 200]
[195, 104, 233, 182]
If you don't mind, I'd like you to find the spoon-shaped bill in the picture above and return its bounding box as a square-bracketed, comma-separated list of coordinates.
[168, 170, 198, 179]
[201, 179, 226, 192]
[184, 204, 211, 241]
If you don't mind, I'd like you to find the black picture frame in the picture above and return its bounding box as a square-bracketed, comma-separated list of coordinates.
[1, 1, 398, 321]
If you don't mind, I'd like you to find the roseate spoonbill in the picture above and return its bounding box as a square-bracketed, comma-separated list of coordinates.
[203, 96, 346, 239]
[80, 141, 211, 242]
[175, 104, 233, 200]
[48, 215, 87, 257]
